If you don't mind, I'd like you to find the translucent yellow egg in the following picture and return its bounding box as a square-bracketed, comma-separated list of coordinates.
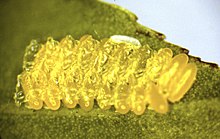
[44, 96, 61, 110]
[21, 72, 33, 94]
[114, 84, 131, 114]
[158, 53, 189, 92]
[62, 96, 78, 109]
[130, 86, 147, 115]
[115, 100, 130, 114]
[28, 98, 43, 110]
[148, 84, 168, 114]
[132, 102, 146, 115]
[168, 63, 197, 102]
[79, 97, 94, 111]
[97, 84, 113, 110]
[158, 48, 173, 57]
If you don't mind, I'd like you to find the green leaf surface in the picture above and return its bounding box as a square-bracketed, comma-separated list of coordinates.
[0, 0, 219, 138]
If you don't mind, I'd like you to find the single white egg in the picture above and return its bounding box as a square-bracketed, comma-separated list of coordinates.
[110, 35, 141, 47]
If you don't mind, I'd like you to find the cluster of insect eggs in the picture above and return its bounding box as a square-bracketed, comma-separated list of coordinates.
[14, 35, 197, 115]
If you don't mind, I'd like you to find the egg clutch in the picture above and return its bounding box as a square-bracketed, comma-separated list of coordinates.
[14, 35, 197, 115]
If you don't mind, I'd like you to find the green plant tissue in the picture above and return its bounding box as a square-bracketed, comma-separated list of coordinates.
[0, 0, 219, 138]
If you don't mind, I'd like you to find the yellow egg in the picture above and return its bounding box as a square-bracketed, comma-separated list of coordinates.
[148, 84, 168, 114]
[115, 100, 130, 114]
[132, 102, 146, 115]
[158, 48, 173, 57]
[62, 95, 78, 109]
[158, 53, 188, 93]
[21, 72, 33, 95]
[130, 86, 147, 115]
[168, 63, 197, 102]
[79, 97, 94, 111]
[44, 97, 61, 110]
[97, 85, 113, 110]
[28, 98, 43, 110]
[114, 84, 131, 114]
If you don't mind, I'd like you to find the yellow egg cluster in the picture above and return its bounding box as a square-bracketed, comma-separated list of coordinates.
[14, 35, 197, 115]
